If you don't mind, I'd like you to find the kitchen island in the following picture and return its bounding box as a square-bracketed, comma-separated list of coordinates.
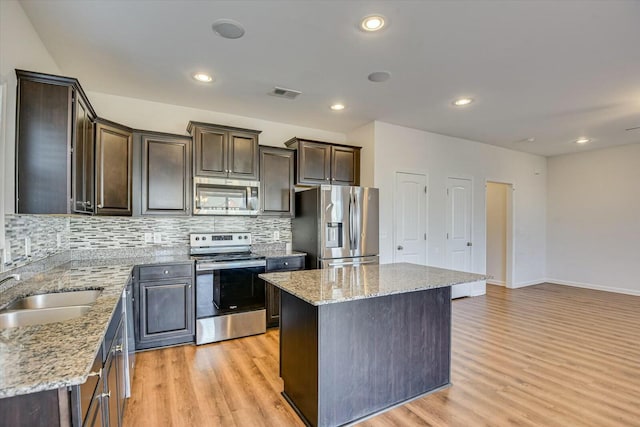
[260, 263, 485, 427]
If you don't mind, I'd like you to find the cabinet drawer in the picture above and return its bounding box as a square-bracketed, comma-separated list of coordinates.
[79, 348, 103, 425]
[266, 256, 304, 272]
[138, 263, 193, 281]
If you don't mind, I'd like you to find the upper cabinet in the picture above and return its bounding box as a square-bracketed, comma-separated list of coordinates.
[284, 138, 361, 186]
[15, 70, 96, 214]
[94, 119, 133, 216]
[259, 146, 295, 216]
[15, 70, 134, 216]
[140, 132, 192, 216]
[73, 93, 95, 214]
[187, 121, 260, 180]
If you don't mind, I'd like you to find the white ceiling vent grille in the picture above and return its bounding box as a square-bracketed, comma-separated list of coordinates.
[269, 86, 302, 99]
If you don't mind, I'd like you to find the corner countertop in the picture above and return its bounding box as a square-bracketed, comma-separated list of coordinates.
[259, 263, 486, 306]
[0, 254, 193, 399]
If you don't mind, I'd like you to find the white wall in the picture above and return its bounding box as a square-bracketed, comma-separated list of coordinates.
[486, 182, 508, 284]
[372, 121, 547, 290]
[347, 122, 375, 187]
[86, 91, 346, 148]
[1, 0, 62, 214]
[547, 143, 640, 295]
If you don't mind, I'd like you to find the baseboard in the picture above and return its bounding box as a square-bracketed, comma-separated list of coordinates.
[546, 279, 640, 296]
[510, 279, 545, 289]
[486, 280, 505, 286]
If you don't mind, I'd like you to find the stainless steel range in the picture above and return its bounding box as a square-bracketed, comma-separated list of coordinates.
[190, 232, 266, 345]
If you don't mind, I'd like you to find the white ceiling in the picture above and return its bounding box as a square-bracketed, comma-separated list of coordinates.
[19, 0, 640, 157]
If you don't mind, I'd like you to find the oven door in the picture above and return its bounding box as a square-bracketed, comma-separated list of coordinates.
[196, 263, 266, 318]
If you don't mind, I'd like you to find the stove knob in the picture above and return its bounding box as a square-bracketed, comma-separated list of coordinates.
[195, 237, 200, 241]
[202, 236, 207, 241]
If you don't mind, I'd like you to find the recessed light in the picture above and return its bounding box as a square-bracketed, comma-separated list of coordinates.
[575, 137, 590, 144]
[212, 19, 245, 39]
[368, 71, 391, 83]
[361, 15, 386, 32]
[330, 103, 345, 111]
[193, 73, 213, 83]
[452, 97, 474, 107]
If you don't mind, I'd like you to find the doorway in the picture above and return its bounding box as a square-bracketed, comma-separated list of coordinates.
[485, 181, 513, 287]
[393, 172, 427, 265]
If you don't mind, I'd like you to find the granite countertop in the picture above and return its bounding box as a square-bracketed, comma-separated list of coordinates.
[0, 255, 194, 399]
[260, 262, 487, 306]
[252, 249, 306, 259]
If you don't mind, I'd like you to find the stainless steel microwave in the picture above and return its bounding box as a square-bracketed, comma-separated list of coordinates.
[193, 177, 259, 215]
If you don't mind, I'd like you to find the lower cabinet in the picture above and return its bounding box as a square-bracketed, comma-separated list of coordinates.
[266, 256, 305, 328]
[134, 263, 195, 350]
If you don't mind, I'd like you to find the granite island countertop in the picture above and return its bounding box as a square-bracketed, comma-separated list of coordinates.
[260, 262, 486, 306]
[252, 249, 306, 259]
[0, 254, 193, 399]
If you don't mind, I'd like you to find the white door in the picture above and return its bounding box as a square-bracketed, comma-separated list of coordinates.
[446, 177, 472, 297]
[394, 172, 427, 264]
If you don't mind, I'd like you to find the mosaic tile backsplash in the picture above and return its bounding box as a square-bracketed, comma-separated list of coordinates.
[3, 214, 292, 273]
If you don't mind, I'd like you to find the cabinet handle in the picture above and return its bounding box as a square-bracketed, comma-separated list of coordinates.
[86, 201, 92, 207]
[114, 345, 123, 353]
[284, 262, 289, 266]
[188, 285, 192, 289]
[164, 270, 169, 274]
[326, 178, 330, 181]
[87, 368, 102, 378]
[97, 204, 103, 209]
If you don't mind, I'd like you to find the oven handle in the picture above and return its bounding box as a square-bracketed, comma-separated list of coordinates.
[196, 260, 266, 271]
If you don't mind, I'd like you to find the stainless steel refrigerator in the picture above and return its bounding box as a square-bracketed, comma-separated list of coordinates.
[292, 185, 379, 268]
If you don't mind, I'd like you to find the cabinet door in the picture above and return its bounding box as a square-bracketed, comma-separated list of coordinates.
[331, 146, 360, 186]
[73, 94, 95, 213]
[85, 377, 105, 427]
[142, 135, 191, 215]
[297, 140, 331, 185]
[104, 334, 120, 427]
[95, 122, 132, 215]
[138, 279, 194, 348]
[16, 78, 73, 214]
[228, 131, 259, 180]
[194, 127, 227, 177]
[265, 257, 304, 327]
[260, 147, 294, 216]
[114, 319, 126, 427]
[266, 284, 280, 327]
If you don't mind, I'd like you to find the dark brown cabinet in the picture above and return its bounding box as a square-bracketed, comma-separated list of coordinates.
[259, 146, 295, 216]
[15, 70, 96, 214]
[284, 138, 360, 186]
[95, 120, 133, 216]
[141, 133, 192, 215]
[134, 263, 195, 350]
[73, 93, 96, 213]
[266, 256, 305, 327]
[188, 121, 260, 180]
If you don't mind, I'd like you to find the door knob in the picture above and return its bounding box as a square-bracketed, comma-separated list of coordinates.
[467, 242, 473, 246]
[397, 245, 404, 250]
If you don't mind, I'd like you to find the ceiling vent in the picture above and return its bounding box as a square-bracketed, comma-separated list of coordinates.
[269, 86, 302, 99]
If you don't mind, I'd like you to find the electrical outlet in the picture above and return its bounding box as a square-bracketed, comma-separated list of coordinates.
[273, 230, 280, 240]
[153, 232, 162, 244]
[25, 237, 32, 257]
[56, 233, 62, 248]
[144, 233, 154, 244]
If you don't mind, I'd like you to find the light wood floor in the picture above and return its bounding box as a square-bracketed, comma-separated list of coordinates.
[123, 284, 640, 426]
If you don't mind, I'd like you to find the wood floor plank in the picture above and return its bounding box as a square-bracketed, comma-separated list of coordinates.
[124, 283, 640, 426]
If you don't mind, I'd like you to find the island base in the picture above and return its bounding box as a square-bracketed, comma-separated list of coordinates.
[280, 286, 452, 427]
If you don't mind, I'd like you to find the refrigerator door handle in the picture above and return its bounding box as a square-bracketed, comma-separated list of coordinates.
[348, 191, 355, 249]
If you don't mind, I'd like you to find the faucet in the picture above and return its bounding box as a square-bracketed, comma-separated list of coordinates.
[0, 274, 20, 286]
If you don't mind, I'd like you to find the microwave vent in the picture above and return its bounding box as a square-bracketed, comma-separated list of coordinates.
[269, 86, 302, 99]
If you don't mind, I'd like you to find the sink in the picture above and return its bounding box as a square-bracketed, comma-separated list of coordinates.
[0, 305, 91, 328]
[4, 290, 102, 310]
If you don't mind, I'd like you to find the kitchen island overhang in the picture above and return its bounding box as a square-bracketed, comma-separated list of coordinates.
[260, 263, 486, 427]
